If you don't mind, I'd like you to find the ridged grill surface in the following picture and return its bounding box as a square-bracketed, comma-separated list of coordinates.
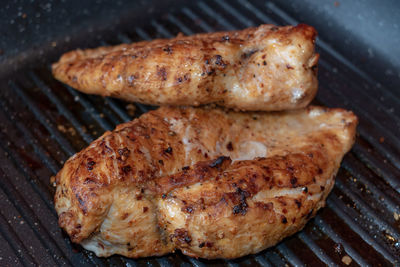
[0, 0, 399, 266]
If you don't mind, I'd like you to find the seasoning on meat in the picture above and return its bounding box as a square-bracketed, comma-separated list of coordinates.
[54, 106, 357, 259]
[52, 24, 319, 111]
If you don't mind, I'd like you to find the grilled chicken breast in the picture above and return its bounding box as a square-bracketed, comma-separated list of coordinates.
[55, 107, 357, 258]
[54, 106, 357, 259]
[52, 24, 319, 111]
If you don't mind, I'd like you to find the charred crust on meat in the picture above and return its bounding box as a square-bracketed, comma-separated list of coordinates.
[263, 60, 267, 65]
[263, 175, 271, 182]
[255, 201, 273, 210]
[127, 74, 138, 85]
[222, 35, 230, 41]
[183, 205, 194, 213]
[183, 73, 190, 81]
[118, 147, 130, 161]
[172, 228, 192, 245]
[270, 26, 278, 31]
[232, 187, 249, 215]
[278, 197, 287, 206]
[286, 165, 294, 172]
[118, 147, 130, 157]
[86, 159, 95, 171]
[100, 140, 113, 153]
[156, 66, 168, 81]
[262, 165, 270, 171]
[158, 159, 164, 165]
[83, 177, 97, 184]
[214, 55, 227, 68]
[207, 69, 215, 76]
[199, 197, 206, 210]
[209, 156, 230, 168]
[199, 241, 213, 248]
[226, 142, 234, 151]
[162, 46, 173, 54]
[241, 49, 258, 59]
[290, 177, 298, 187]
[127, 134, 136, 142]
[182, 166, 190, 171]
[281, 216, 288, 224]
[164, 147, 173, 154]
[122, 165, 132, 173]
[143, 206, 149, 213]
[76, 193, 87, 215]
[295, 199, 302, 209]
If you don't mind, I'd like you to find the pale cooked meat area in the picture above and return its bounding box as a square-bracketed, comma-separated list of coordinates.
[52, 24, 319, 111]
[54, 106, 357, 259]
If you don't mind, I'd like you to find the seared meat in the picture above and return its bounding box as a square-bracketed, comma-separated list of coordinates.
[52, 24, 319, 111]
[54, 106, 357, 258]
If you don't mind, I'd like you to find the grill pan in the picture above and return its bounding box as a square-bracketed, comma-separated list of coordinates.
[0, 0, 399, 266]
